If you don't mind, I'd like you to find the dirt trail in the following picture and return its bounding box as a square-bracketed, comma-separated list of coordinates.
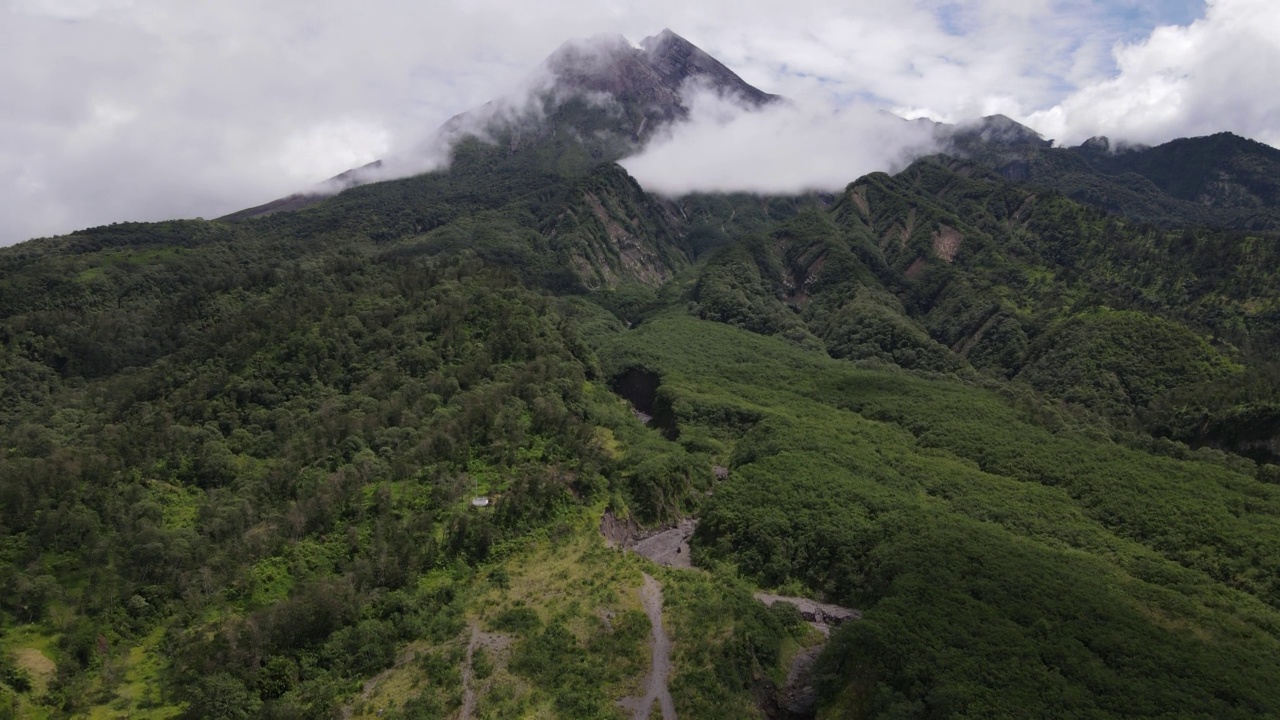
[458, 623, 513, 720]
[459, 624, 481, 720]
[618, 573, 677, 720]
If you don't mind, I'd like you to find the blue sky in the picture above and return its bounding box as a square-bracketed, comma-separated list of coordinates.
[0, 0, 1275, 244]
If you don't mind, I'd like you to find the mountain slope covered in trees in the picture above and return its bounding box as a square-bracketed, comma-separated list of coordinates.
[4, 30, 1280, 720]
[945, 115, 1280, 231]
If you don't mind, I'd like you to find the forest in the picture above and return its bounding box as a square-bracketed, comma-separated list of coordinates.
[3, 104, 1280, 719]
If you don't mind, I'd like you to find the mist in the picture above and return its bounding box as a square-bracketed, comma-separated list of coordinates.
[621, 87, 941, 196]
[312, 39, 629, 195]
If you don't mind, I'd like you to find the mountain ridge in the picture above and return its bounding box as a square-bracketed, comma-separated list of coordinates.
[931, 115, 1280, 229]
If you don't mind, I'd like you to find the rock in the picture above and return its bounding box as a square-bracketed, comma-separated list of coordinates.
[754, 593, 860, 635]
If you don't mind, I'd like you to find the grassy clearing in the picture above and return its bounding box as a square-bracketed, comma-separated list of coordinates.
[349, 503, 804, 719]
[2, 626, 58, 697]
[348, 638, 466, 720]
[82, 627, 182, 720]
[470, 508, 650, 718]
[350, 507, 653, 719]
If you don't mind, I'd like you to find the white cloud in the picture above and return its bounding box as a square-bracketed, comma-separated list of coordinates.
[276, 120, 391, 187]
[622, 89, 939, 196]
[11, 0, 133, 20]
[6, 0, 1274, 247]
[1023, 0, 1280, 147]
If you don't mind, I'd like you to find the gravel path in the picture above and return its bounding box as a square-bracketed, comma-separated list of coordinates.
[459, 623, 512, 719]
[618, 573, 677, 720]
[459, 624, 481, 720]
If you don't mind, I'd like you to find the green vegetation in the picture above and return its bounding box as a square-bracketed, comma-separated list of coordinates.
[605, 315, 1280, 717]
[3, 99, 1280, 718]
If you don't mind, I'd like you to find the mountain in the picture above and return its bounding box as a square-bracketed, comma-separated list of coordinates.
[223, 28, 777, 223]
[937, 115, 1280, 230]
[4, 29, 1280, 720]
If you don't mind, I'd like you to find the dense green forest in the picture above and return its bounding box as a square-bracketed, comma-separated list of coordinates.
[4, 93, 1280, 719]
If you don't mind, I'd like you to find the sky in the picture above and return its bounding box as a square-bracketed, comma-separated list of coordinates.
[3, 0, 1277, 245]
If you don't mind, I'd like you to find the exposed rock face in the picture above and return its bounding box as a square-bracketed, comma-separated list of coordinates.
[547, 165, 689, 289]
[754, 593, 859, 635]
[600, 511, 697, 569]
[600, 509, 642, 549]
[541, 28, 779, 146]
[772, 645, 822, 718]
[544, 33, 684, 136]
[640, 29, 778, 107]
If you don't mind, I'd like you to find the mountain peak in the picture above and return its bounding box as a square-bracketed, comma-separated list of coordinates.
[222, 29, 779, 220]
[542, 28, 777, 110]
[974, 114, 1045, 142]
[639, 29, 777, 106]
[637, 27, 687, 57]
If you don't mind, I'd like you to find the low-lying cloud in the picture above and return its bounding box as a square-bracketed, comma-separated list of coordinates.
[622, 88, 940, 196]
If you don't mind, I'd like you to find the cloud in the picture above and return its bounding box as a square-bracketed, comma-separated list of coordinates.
[1022, 0, 1280, 147]
[3, 0, 1266, 247]
[622, 87, 940, 196]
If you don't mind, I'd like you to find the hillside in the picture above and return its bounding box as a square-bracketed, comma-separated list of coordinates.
[3, 30, 1280, 720]
[941, 116, 1280, 230]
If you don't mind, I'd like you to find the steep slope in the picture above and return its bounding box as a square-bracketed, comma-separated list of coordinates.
[543, 164, 689, 289]
[1077, 132, 1280, 208]
[0, 209, 765, 717]
[604, 314, 1280, 720]
[674, 153, 1280, 441]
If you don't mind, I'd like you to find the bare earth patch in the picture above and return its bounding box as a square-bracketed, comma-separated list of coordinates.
[601, 512, 696, 569]
[905, 257, 927, 279]
[754, 593, 859, 637]
[851, 186, 870, 217]
[14, 647, 55, 695]
[932, 225, 963, 263]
